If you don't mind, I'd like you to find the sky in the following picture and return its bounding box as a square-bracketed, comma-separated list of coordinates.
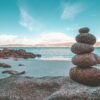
[0, 0, 100, 45]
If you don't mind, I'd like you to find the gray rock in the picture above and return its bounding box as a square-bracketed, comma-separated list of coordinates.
[0, 63, 11, 68]
[46, 77, 100, 100]
[2, 70, 25, 75]
[0, 76, 100, 100]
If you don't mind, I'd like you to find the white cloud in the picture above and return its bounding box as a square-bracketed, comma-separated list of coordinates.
[61, 3, 83, 19]
[0, 32, 75, 45]
[35, 32, 75, 44]
[0, 34, 36, 45]
[97, 38, 100, 42]
[0, 35, 17, 44]
[19, 8, 41, 31]
[0, 35, 17, 41]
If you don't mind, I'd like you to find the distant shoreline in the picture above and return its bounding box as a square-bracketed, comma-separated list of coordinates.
[0, 46, 100, 48]
[0, 46, 71, 48]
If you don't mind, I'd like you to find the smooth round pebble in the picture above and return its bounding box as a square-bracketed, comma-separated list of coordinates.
[71, 43, 94, 54]
[76, 33, 96, 45]
[72, 53, 97, 67]
[70, 67, 100, 86]
[79, 27, 89, 33]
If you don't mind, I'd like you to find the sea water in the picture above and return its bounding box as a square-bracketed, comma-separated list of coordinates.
[0, 47, 100, 78]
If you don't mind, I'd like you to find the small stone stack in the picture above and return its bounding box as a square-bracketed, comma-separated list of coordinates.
[70, 27, 100, 86]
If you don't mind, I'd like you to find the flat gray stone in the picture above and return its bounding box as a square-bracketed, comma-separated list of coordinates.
[0, 76, 100, 100]
[46, 77, 100, 100]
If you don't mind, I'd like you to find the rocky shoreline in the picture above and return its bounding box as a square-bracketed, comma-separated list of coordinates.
[0, 48, 41, 59]
[0, 48, 41, 76]
[0, 76, 100, 100]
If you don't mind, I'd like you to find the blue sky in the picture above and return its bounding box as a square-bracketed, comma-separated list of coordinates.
[0, 0, 100, 45]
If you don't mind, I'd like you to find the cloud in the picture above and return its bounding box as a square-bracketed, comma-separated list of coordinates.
[0, 34, 35, 45]
[19, 8, 42, 31]
[97, 38, 100, 42]
[0, 35, 17, 41]
[35, 32, 75, 44]
[0, 35, 17, 44]
[0, 32, 75, 45]
[61, 3, 83, 19]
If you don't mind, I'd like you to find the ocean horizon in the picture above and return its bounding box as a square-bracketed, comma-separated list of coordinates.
[0, 47, 100, 60]
[0, 47, 100, 79]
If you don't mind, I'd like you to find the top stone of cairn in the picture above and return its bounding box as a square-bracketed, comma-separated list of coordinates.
[79, 27, 89, 33]
[76, 27, 96, 45]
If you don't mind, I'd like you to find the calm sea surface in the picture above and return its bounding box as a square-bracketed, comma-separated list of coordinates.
[0, 47, 100, 78]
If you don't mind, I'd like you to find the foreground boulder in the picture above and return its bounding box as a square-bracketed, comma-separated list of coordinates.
[46, 77, 100, 100]
[0, 76, 100, 100]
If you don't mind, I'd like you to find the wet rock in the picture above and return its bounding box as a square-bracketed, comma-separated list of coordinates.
[72, 53, 97, 67]
[76, 33, 96, 45]
[0, 48, 36, 59]
[36, 54, 42, 58]
[18, 64, 25, 66]
[79, 27, 89, 33]
[71, 43, 94, 54]
[0, 63, 11, 68]
[70, 67, 100, 86]
[2, 70, 25, 75]
[0, 76, 100, 100]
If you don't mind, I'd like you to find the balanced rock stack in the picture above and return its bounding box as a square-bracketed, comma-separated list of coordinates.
[70, 27, 100, 86]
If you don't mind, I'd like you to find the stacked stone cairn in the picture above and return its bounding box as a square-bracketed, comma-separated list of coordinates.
[70, 27, 100, 86]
